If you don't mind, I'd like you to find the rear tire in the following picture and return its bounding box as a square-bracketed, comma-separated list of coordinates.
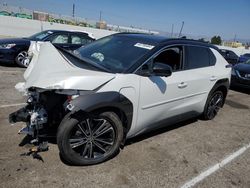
[202, 90, 224, 120]
[57, 111, 124, 166]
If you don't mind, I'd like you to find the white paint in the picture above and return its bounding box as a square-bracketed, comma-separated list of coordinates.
[180, 143, 250, 188]
[134, 43, 155, 50]
[0, 103, 26, 108]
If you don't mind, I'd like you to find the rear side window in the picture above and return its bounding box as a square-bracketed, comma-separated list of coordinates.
[184, 46, 211, 70]
[50, 34, 69, 44]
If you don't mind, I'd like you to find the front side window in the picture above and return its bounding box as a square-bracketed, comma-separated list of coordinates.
[153, 47, 182, 71]
[184, 46, 211, 70]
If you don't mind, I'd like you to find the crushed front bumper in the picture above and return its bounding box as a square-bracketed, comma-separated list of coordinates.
[9, 103, 48, 137]
[9, 106, 30, 124]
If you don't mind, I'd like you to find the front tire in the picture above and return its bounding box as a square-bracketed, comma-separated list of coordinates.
[202, 90, 224, 120]
[57, 111, 124, 165]
[15, 51, 28, 67]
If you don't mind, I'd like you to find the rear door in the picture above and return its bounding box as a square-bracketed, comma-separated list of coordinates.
[181, 45, 217, 110]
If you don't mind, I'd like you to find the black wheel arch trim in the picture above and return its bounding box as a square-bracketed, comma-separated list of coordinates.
[70, 91, 133, 134]
[209, 78, 229, 105]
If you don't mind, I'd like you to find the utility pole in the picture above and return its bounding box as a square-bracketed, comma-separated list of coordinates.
[99, 11, 102, 21]
[178, 21, 184, 38]
[72, 3, 75, 17]
[233, 34, 237, 42]
[171, 24, 174, 38]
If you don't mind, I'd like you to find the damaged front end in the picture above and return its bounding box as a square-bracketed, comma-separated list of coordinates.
[9, 88, 69, 141]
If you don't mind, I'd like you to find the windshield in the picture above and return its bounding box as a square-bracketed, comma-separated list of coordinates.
[29, 30, 53, 40]
[75, 35, 155, 73]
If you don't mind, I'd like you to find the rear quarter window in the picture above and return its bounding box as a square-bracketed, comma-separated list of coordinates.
[184, 46, 213, 70]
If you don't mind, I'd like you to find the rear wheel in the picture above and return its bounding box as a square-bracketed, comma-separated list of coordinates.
[202, 90, 224, 120]
[15, 51, 28, 67]
[57, 111, 124, 165]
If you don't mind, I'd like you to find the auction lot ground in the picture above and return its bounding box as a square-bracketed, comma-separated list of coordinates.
[0, 64, 250, 188]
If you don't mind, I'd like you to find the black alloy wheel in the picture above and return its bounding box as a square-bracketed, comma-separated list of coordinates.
[15, 51, 28, 67]
[57, 112, 124, 165]
[203, 90, 224, 120]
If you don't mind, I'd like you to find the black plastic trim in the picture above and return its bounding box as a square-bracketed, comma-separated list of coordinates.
[70, 92, 133, 132]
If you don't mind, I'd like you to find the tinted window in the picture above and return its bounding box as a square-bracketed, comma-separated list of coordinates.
[185, 46, 210, 69]
[229, 51, 238, 58]
[71, 34, 94, 45]
[208, 49, 216, 66]
[50, 34, 69, 44]
[154, 47, 182, 71]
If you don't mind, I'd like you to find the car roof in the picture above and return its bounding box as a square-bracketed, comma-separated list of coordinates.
[114, 33, 218, 50]
[43, 30, 95, 39]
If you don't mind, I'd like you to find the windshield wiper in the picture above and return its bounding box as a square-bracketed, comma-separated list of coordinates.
[54, 45, 112, 73]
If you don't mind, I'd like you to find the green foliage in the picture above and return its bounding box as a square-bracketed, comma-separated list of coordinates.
[211, 36, 222, 45]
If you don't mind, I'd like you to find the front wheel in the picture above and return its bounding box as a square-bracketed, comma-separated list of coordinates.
[15, 51, 28, 67]
[57, 112, 124, 165]
[202, 90, 224, 120]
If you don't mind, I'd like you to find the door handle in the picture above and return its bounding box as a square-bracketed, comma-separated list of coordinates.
[210, 76, 217, 81]
[178, 82, 187, 88]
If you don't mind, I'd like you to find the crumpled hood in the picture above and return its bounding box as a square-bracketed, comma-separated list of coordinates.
[23, 42, 115, 90]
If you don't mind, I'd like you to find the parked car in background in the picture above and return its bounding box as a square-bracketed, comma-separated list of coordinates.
[219, 49, 239, 65]
[231, 59, 250, 89]
[0, 30, 95, 67]
[9, 33, 231, 165]
[238, 53, 250, 63]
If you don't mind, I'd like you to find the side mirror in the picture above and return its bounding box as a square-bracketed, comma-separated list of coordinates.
[152, 62, 172, 77]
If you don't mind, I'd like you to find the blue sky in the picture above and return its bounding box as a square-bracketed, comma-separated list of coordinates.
[2, 0, 250, 40]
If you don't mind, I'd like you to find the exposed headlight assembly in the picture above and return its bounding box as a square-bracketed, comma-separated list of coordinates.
[0, 43, 16, 49]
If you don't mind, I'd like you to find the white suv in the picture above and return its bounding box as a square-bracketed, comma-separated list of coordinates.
[9, 33, 231, 165]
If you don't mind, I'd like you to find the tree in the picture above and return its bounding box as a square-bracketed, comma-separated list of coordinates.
[211, 36, 222, 45]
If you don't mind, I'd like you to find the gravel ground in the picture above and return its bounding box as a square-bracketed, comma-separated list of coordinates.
[0, 64, 250, 188]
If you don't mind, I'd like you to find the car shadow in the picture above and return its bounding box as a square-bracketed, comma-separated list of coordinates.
[0, 62, 17, 67]
[125, 117, 197, 146]
[18, 117, 198, 166]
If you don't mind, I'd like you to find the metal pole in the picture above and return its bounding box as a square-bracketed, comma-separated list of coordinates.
[233, 34, 236, 42]
[72, 3, 75, 17]
[99, 11, 102, 21]
[178, 21, 184, 38]
[171, 24, 174, 38]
